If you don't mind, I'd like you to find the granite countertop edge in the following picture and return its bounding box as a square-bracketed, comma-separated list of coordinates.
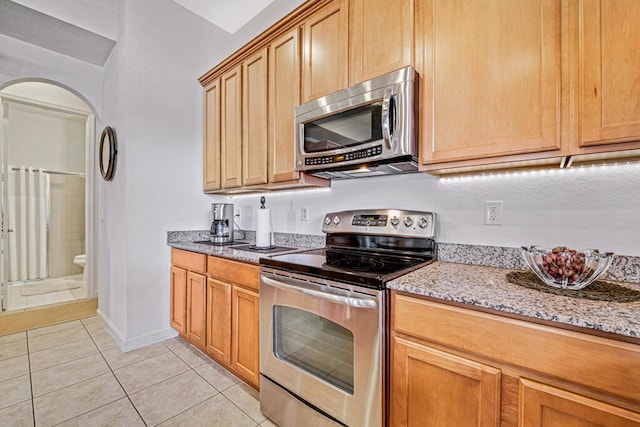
[387, 261, 640, 340]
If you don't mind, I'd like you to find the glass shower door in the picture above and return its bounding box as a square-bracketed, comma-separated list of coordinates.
[1, 98, 8, 311]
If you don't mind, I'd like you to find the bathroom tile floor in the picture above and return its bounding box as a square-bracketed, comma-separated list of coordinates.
[6, 275, 87, 312]
[0, 317, 276, 426]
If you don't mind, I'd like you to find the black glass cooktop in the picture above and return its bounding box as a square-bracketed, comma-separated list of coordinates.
[260, 247, 433, 289]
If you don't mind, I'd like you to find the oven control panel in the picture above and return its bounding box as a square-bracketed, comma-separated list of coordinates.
[322, 209, 436, 239]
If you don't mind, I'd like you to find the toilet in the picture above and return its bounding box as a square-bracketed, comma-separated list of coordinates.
[73, 254, 86, 280]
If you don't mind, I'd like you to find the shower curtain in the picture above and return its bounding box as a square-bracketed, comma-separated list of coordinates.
[6, 166, 48, 282]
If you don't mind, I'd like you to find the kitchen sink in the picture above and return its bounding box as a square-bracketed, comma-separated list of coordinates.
[230, 244, 297, 254]
[193, 240, 249, 246]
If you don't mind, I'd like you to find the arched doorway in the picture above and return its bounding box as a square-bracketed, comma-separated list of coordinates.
[0, 81, 97, 315]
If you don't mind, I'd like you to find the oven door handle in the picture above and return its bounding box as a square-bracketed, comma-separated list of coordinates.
[262, 275, 378, 309]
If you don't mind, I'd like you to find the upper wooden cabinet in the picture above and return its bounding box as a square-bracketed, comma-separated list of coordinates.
[203, 79, 221, 192]
[349, 0, 416, 85]
[220, 65, 243, 189]
[417, 0, 563, 169]
[575, 0, 640, 153]
[302, 0, 349, 103]
[269, 29, 302, 183]
[242, 49, 269, 186]
[200, 0, 640, 182]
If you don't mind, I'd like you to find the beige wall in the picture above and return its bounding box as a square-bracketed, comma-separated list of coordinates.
[48, 174, 85, 277]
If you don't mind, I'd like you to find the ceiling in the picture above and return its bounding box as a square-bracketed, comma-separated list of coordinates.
[0, 0, 274, 67]
[171, 0, 275, 34]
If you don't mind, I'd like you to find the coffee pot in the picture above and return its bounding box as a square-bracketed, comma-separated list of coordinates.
[210, 203, 234, 244]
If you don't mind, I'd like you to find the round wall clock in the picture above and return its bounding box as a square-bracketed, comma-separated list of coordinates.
[99, 126, 118, 181]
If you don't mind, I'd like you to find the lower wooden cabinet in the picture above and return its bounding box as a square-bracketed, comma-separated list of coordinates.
[231, 286, 260, 386]
[520, 378, 640, 427]
[205, 278, 232, 364]
[185, 271, 207, 350]
[392, 335, 501, 426]
[170, 249, 207, 345]
[391, 291, 640, 427]
[207, 256, 261, 389]
[169, 265, 187, 335]
[170, 249, 261, 390]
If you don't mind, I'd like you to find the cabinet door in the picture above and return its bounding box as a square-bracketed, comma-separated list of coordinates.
[520, 378, 640, 426]
[302, 0, 349, 102]
[203, 79, 221, 192]
[186, 272, 207, 350]
[205, 278, 232, 365]
[391, 336, 501, 426]
[269, 28, 301, 183]
[170, 266, 187, 335]
[349, 0, 415, 85]
[232, 286, 260, 388]
[242, 49, 268, 186]
[221, 65, 243, 188]
[418, 0, 562, 165]
[579, 0, 640, 148]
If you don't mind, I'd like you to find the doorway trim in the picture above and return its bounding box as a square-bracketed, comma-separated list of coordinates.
[0, 84, 98, 307]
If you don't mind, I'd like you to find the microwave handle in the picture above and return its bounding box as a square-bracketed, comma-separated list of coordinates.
[262, 275, 378, 309]
[381, 89, 396, 150]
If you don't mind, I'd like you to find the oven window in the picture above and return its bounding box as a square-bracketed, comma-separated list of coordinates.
[273, 305, 354, 395]
[303, 102, 383, 153]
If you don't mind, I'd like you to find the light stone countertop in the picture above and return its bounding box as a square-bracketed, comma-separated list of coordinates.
[167, 230, 325, 265]
[387, 261, 640, 340]
[169, 241, 264, 264]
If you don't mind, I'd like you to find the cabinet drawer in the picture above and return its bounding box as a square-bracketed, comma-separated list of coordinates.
[392, 291, 640, 405]
[207, 256, 259, 291]
[171, 249, 206, 274]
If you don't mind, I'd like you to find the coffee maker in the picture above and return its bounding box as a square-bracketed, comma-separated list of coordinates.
[210, 203, 234, 244]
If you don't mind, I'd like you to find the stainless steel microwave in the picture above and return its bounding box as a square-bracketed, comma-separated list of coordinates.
[294, 66, 418, 179]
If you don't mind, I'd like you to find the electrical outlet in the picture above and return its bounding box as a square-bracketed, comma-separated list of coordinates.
[301, 206, 310, 222]
[484, 201, 503, 226]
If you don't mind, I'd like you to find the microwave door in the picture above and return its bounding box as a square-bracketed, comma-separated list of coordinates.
[302, 102, 383, 154]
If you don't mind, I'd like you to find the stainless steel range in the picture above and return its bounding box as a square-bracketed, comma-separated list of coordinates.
[259, 209, 437, 426]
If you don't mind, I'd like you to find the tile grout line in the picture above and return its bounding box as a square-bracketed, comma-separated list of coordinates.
[167, 342, 265, 426]
[37, 319, 143, 427]
[80, 319, 151, 427]
[140, 342, 224, 426]
[25, 331, 36, 426]
[18, 320, 264, 426]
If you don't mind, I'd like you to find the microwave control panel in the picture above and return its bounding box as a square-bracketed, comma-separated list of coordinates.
[304, 145, 383, 166]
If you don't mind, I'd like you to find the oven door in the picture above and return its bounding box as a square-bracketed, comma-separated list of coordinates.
[259, 268, 384, 427]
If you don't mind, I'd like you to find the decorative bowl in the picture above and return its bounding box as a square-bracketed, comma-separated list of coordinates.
[521, 246, 614, 290]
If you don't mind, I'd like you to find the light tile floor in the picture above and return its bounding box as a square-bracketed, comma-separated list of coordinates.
[0, 317, 277, 426]
[6, 275, 87, 312]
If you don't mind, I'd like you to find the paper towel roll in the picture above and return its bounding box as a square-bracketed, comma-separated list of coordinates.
[255, 208, 272, 248]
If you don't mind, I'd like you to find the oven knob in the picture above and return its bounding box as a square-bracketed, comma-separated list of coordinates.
[418, 216, 430, 228]
[390, 217, 400, 227]
[333, 215, 341, 225]
[324, 216, 332, 225]
[403, 216, 413, 227]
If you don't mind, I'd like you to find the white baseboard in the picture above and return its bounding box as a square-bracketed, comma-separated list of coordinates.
[96, 309, 178, 352]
